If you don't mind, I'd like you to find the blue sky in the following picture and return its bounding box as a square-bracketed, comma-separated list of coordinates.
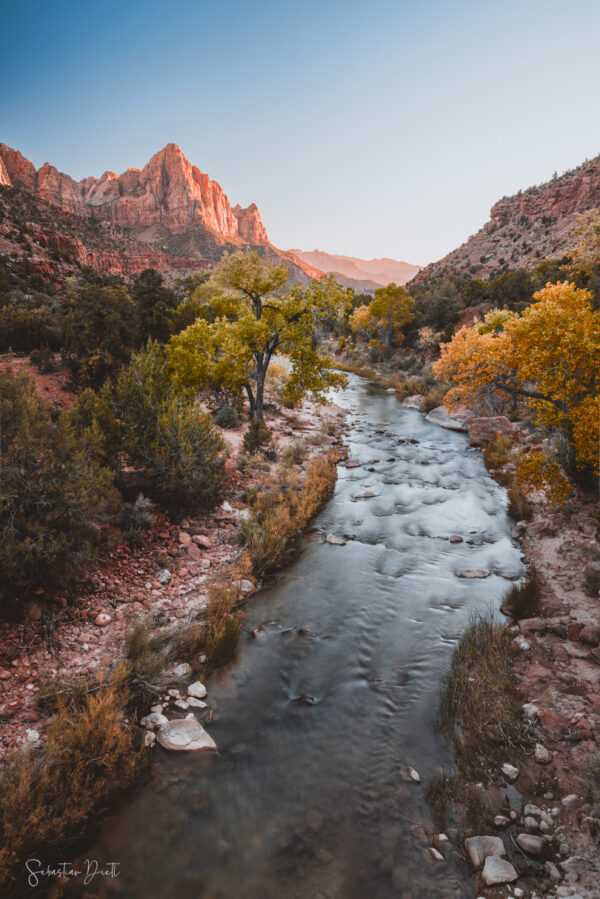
[3, 0, 600, 264]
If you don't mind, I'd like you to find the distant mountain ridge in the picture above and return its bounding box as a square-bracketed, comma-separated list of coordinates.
[414, 154, 600, 283]
[290, 249, 421, 288]
[0, 142, 320, 280]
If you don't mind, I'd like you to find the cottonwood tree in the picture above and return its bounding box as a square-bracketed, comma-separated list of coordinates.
[350, 283, 414, 356]
[433, 281, 600, 495]
[168, 251, 350, 419]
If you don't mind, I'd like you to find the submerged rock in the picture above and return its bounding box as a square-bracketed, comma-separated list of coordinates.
[157, 718, 217, 752]
[459, 569, 490, 579]
[325, 533, 346, 546]
[401, 394, 425, 410]
[399, 765, 421, 783]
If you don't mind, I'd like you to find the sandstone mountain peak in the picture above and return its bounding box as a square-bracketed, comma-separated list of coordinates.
[0, 141, 270, 243]
[0, 141, 318, 280]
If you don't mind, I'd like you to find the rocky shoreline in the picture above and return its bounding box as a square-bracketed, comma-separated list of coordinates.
[0, 396, 348, 762]
[427, 400, 600, 898]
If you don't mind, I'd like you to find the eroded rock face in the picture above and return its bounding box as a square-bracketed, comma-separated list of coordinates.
[0, 142, 271, 243]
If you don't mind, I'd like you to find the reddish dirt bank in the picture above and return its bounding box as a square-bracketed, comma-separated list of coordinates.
[0, 397, 348, 760]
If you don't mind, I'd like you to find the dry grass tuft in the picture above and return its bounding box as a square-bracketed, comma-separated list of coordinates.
[0, 671, 144, 890]
[502, 565, 541, 620]
[441, 612, 523, 770]
[242, 455, 338, 577]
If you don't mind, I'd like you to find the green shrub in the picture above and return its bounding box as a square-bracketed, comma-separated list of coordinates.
[29, 343, 56, 372]
[119, 494, 156, 545]
[61, 282, 139, 386]
[0, 367, 118, 604]
[213, 404, 240, 428]
[243, 418, 272, 454]
[113, 342, 227, 511]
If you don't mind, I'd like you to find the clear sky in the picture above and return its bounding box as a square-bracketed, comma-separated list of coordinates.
[2, 0, 600, 265]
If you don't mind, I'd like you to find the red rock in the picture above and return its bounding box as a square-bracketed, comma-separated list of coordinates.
[520, 618, 546, 634]
[0, 669, 11, 680]
[179, 531, 192, 546]
[538, 707, 570, 735]
[468, 417, 518, 447]
[94, 613, 112, 627]
[187, 543, 202, 562]
[568, 622, 584, 641]
[192, 535, 211, 549]
[579, 625, 600, 646]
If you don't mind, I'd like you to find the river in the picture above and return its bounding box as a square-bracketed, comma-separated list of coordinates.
[62, 375, 524, 899]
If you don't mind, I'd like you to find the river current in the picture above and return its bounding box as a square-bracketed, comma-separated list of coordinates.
[62, 375, 524, 899]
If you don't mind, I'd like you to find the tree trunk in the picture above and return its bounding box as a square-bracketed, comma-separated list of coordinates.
[245, 383, 256, 419]
[255, 365, 265, 420]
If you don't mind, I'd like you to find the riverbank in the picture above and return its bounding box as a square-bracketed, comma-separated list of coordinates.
[435, 414, 600, 898]
[0, 391, 348, 891]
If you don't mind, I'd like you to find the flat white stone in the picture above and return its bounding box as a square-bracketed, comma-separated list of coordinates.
[325, 533, 346, 545]
[157, 718, 217, 752]
[188, 681, 207, 699]
[187, 696, 207, 709]
[501, 762, 519, 781]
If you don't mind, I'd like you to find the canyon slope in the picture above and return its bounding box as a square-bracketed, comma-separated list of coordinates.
[415, 154, 600, 283]
[291, 249, 420, 289]
[0, 142, 319, 280]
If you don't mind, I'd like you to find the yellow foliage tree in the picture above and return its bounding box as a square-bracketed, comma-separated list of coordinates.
[349, 283, 414, 355]
[168, 251, 350, 419]
[433, 281, 600, 487]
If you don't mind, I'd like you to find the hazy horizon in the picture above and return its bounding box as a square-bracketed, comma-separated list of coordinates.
[3, 0, 600, 265]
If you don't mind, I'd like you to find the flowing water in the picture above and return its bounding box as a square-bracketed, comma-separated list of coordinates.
[63, 376, 524, 899]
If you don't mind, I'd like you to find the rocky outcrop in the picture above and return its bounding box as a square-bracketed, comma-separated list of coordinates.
[0, 142, 320, 281]
[468, 416, 518, 447]
[414, 155, 600, 282]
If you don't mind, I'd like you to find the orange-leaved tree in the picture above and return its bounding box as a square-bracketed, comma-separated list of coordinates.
[433, 281, 600, 495]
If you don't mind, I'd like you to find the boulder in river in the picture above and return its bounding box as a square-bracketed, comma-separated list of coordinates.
[325, 533, 346, 545]
[425, 405, 469, 432]
[344, 459, 361, 468]
[401, 394, 425, 410]
[459, 569, 490, 579]
[157, 718, 217, 752]
[399, 765, 421, 783]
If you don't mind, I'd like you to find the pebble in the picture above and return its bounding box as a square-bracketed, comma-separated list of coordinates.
[187, 697, 207, 709]
[561, 794, 580, 808]
[157, 569, 171, 585]
[535, 742, 552, 764]
[94, 613, 112, 627]
[494, 815, 510, 827]
[501, 762, 519, 781]
[516, 833, 545, 854]
[399, 765, 421, 783]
